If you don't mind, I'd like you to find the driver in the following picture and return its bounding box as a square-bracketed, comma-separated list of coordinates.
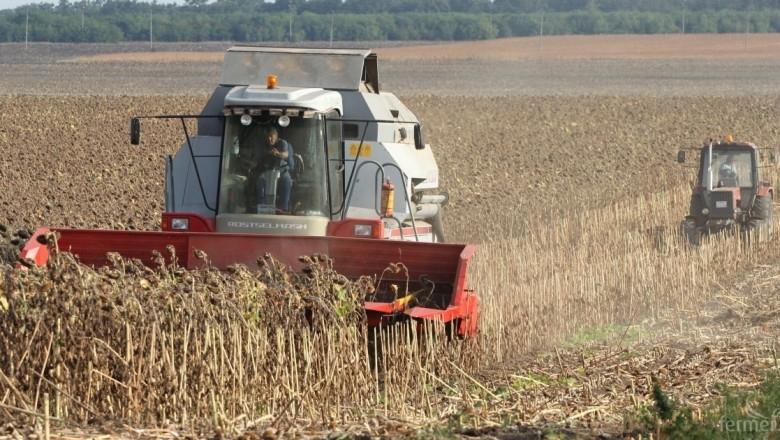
[247, 126, 294, 213]
[719, 155, 739, 184]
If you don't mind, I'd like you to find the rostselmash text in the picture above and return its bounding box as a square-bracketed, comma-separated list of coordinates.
[227, 221, 308, 230]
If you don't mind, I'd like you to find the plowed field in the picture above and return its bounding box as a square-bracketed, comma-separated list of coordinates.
[2, 36, 780, 439]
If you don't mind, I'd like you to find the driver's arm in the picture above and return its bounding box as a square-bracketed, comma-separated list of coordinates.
[237, 149, 257, 171]
[273, 142, 290, 159]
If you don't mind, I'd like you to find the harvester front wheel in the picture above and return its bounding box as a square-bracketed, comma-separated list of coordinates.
[679, 218, 700, 246]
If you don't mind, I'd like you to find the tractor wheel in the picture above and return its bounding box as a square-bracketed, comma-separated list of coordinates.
[679, 218, 700, 246]
[747, 194, 773, 242]
[688, 194, 705, 221]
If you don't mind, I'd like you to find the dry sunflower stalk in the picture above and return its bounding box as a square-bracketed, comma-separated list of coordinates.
[0, 236, 402, 426]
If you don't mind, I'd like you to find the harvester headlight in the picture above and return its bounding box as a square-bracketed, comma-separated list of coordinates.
[353, 224, 373, 237]
[240, 114, 253, 126]
[702, 208, 710, 216]
[278, 115, 290, 127]
[171, 218, 190, 230]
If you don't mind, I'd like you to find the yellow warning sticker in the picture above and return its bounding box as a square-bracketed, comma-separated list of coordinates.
[349, 143, 372, 157]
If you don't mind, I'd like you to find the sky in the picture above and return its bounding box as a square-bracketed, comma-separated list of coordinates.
[1, 0, 182, 10]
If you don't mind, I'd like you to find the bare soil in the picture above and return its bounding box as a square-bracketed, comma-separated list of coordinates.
[1, 36, 780, 439]
[4, 36, 780, 97]
[42, 34, 780, 61]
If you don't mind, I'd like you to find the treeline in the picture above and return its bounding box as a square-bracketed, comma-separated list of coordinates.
[1, 0, 779, 43]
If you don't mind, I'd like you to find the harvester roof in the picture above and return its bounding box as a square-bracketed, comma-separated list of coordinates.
[223, 84, 343, 113]
[219, 46, 375, 92]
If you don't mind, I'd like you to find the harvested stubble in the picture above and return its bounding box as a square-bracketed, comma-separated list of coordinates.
[0, 212, 772, 436]
[0, 244, 480, 430]
[473, 182, 780, 364]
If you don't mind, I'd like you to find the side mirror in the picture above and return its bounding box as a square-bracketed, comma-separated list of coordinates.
[677, 150, 686, 163]
[414, 124, 425, 150]
[772, 151, 779, 164]
[130, 118, 141, 145]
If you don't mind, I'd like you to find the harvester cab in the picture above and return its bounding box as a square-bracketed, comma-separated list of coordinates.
[21, 46, 479, 338]
[132, 46, 447, 243]
[678, 136, 777, 245]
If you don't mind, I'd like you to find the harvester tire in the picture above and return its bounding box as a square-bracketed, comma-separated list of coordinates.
[679, 219, 699, 246]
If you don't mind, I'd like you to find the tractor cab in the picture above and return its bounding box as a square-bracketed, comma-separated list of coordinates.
[694, 145, 755, 191]
[707, 149, 751, 189]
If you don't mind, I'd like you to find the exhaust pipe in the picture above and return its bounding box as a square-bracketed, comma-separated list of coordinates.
[414, 192, 449, 205]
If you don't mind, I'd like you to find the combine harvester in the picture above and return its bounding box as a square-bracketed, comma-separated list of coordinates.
[21, 46, 478, 336]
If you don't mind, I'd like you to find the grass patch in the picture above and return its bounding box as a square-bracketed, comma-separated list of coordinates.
[634, 370, 780, 439]
[562, 323, 650, 348]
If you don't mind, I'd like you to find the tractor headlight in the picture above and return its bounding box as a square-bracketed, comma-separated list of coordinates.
[278, 115, 290, 127]
[353, 224, 373, 237]
[701, 208, 710, 216]
[240, 114, 253, 126]
[171, 218, 190, 230]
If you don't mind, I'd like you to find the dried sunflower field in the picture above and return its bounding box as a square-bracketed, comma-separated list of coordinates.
[2, 36, 780, 439]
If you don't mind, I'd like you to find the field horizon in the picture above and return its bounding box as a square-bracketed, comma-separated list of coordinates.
[50, 34, 780, 62]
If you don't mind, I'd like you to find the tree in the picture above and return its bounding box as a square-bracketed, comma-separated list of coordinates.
[341, 0, 391, 14]
[565, 9, 608, 33]
[57, 0, 71, 12]
[501, 12, 540, 36]
[449, 0, 492, 13]
[299, 0, 342, 14]
[453, 14, 491, 39]
[493, 0, 539, 13]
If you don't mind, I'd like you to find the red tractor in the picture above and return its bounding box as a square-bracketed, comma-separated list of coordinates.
[678, 136, 777, 245]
